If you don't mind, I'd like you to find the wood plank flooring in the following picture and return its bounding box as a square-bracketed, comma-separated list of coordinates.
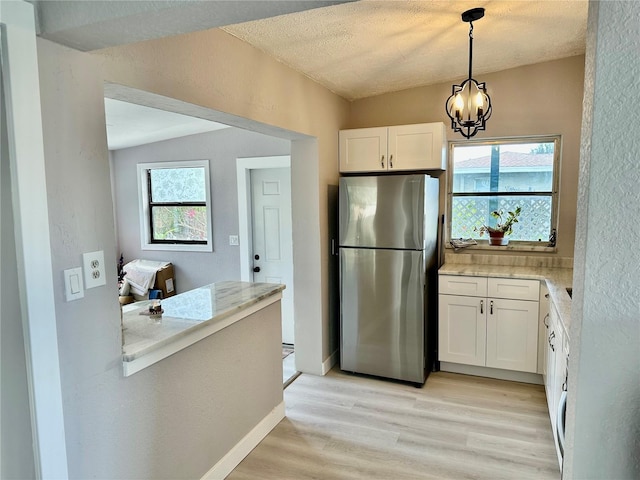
[228, 368, 560, 480]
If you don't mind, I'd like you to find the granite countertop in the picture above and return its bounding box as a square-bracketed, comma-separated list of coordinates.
[438, 263, 573, 337]
[122, 281, 285, 363]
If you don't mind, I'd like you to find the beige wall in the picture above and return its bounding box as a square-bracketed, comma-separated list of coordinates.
[348, 55, 585, 259]
[95, 29, 583, 371]
[95, 28, 351, 372]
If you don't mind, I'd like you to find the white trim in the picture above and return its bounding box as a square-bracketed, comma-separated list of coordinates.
[200, 401, 285, 480]
[322, 349, 340, 375]
[0, 1, 68, 478]
[137, 159, 213, 252]
[123, 293, 282, 376]
[440, 362, 543, 385]
[446, 135, 562, 247]
[236, 156, 290, 281]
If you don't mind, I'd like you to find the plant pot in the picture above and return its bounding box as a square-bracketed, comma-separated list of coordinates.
[488, 232, 509, 246]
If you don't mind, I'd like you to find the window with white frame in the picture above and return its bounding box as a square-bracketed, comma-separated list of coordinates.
[448, 136, 560, 246]
[137, 160, 213, 252]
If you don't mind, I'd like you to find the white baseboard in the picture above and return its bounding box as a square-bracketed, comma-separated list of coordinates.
[201, 401, 285, 480]
[440, 362, 543, 385]
[322, 349, 339, 375]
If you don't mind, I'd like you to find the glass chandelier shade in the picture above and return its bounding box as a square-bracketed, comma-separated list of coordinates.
[445, 8, 492, 139]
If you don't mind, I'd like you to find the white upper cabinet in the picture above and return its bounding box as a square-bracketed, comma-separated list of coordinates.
[339, 127, 388, 172]
[339, 123, 446, 173]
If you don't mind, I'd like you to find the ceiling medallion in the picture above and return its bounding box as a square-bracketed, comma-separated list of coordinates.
[445, 7, 492, 139]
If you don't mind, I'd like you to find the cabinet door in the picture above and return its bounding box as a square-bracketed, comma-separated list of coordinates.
[438, 294, 486, 366]
[486, 298, 539, 373]
[339, 127, 388, 172]
[552, 323, 566, 425]
[539, 284, 550, 375]
[388, 123, 446, 171]
[546, 302, 561, 435]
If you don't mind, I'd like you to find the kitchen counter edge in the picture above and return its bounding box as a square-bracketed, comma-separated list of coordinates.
[121, 281, 285, 376]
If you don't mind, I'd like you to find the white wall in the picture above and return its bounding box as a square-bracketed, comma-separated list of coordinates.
[37, 37, 284, 479]
[564, 2, 640, 478]
[0, 64, 36, 480]
[111, 127, 290, 292]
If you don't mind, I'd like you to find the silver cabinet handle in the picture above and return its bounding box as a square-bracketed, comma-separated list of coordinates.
[480, 299, 484, 314]
[381, 155, 385, 168]
[543, 313, 550, 328]
[389, 154, 393, 168]
[490, 300, 494, 315]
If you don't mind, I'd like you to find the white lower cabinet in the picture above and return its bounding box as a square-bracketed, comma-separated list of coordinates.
[543, 299, 568, 470]
[486, 298, 539, 372]
[438, 294, 486, 366]
[439, 275, 540, 374]
[545, 300, 565, 436]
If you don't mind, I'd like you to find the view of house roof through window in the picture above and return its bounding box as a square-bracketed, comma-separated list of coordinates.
[448, 138, 559, 245]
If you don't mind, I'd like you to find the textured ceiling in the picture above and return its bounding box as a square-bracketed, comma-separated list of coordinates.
[222, 0, 588, 100]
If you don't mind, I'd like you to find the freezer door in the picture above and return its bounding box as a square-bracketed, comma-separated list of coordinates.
[340, 248, 426, 383]
[339, 175, 426, 250]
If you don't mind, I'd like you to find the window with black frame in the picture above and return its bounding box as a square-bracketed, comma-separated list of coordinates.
[448, 136, 560, 246]
[138, 160, 212, 251]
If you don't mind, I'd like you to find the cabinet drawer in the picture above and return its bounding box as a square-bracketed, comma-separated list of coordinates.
[488, 277, 540, 301]
[439, 275, 487, 297]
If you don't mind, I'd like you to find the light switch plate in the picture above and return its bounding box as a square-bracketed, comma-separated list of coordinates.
[64, 267, 84, 301]
[83, 250, 106, 289]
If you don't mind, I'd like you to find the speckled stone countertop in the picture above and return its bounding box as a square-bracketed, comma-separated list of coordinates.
[439, 256, 573, 338]
[122, 281, 285, 363]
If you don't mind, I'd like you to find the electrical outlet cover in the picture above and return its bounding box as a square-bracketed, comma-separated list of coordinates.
[83, 250, 106, 289]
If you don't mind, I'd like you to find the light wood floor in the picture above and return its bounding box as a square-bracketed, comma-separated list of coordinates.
[228, 368, 560, 480]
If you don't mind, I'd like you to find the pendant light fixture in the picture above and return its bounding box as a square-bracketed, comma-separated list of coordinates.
[445, 7, 492, 139]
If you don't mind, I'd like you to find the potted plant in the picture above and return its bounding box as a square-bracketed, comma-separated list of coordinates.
[475, 206, 522, 246]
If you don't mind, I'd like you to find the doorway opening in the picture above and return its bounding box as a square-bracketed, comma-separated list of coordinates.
[236, 156, 298, 386]
[104, 82, 324, 379]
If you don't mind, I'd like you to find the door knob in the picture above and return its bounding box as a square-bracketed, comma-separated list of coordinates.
[253, 266, 261, 273]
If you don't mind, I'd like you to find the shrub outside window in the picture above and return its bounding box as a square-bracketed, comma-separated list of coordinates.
[448, 136, 560, 247]
[137, 160, 213, 252]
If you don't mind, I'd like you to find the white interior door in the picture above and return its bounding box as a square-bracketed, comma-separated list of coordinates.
[250, 167, 294, 344]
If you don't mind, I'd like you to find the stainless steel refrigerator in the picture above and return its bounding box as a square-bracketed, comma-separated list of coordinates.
[339, 174, 440, 384]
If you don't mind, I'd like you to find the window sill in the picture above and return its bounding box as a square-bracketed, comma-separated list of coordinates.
[141, 242, 212, 253]
[445, 242, 557, 253]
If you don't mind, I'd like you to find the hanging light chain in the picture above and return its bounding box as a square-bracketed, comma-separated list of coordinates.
[444, 7, 492, 139]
